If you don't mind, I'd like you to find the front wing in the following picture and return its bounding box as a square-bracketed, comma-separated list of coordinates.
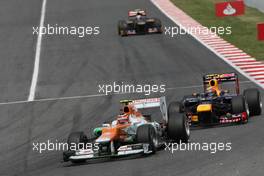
[125, 27, 161, 35]
[63, 143, 152, 162]
[189, 112, 248, 126]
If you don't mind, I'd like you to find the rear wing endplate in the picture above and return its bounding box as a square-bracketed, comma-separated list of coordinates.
[132, 96, 168, 122]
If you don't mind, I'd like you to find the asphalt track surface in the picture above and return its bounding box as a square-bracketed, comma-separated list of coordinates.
[0, 0, 263, 176]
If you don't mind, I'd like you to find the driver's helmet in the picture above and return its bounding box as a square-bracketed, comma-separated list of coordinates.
[117, 105, 132, 124]
[207, 79, 221, 96]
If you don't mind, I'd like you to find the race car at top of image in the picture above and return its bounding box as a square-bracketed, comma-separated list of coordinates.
[118, 9, 163, 36]
[63, 97, 190, 164]
[175, 73, 262, 126]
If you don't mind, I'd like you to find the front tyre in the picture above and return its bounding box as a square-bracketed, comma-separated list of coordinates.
[136, 125, 158, 154]
[67, 132, 88, 148]
[118, 20, 127, 37]
[167, 102, 190, 142]
[66, 132, 88, 163]
[232, 95, 249, 123]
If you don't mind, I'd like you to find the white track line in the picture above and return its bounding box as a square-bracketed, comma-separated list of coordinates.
[235, 62, 263, 66]
[216, 48, 242, 52]
[213, 46, 236, 50]
[231, 59, 256, 62]
[205, 41, 229, 45]
[251, 75, 264, 79]
[225, 55, 252, 59]
[250, 72, 264, 76]
[218, 50, 244, 54]
[28, 0, 47, 101]
[222, 53, 248, 57]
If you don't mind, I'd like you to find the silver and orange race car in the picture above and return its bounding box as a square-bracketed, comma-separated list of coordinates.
[176, 73, 262, 126]
[63, 97, 189, 163]
[118, 9, 162, 36]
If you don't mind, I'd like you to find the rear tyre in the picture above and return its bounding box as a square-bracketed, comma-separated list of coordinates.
[136, 125, 158, 153]
[170, 101, 183, 113]
[118, 20, 127, 37]
[167, 102, 190, 142]
[243, 88, 262, 116]
[154, 18, 162, 33]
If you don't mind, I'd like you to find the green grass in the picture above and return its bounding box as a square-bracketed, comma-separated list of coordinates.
[171, 0, 264, 60]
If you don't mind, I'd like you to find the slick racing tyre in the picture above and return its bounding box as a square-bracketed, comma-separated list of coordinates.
[232, 95, 248, 114]
[167, 102, 190, 143]
[136, 125, 158, 154]
[67, 131, 88, 148]
[232, 95, 249, 123]
[243, 88, 262, 116]
[154, 18, 162, 33]
[118, 20, 127, 37]
[67, 132, 88, 163]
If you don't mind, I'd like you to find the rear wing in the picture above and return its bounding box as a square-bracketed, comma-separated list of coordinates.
[131, 97, 168, 123]
[203, 73, 239, 94]
[128, 9, 146, 17]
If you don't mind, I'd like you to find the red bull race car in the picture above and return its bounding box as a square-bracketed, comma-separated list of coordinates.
[118, 9, 162, 36]
[63, 97, 189, 163]
[177, 73, 262, 126]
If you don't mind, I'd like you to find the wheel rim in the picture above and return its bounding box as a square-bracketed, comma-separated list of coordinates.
[110, 141, 115, 154]
[185, 116, 190, 137]
[245, 101, 250, 117]
[151, 129, 158, 148]
[259, 95, 262, 109]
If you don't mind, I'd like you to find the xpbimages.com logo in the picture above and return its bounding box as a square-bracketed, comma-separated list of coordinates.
[32, 140, 99, 153]
[164, 25, 232, 38]
[98, 82, 166, 96]
[164, 141, 232, 154]
[32, 24, 100, 38]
